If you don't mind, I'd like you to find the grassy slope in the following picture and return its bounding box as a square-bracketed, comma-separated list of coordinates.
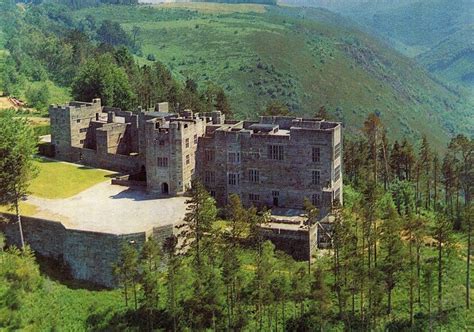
[74, 4, 471, 148]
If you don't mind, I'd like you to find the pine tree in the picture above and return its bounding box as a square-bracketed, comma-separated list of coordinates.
[163, 235, 180, 332]
[363, 113, 383, 185]
[222, 194, 248, 329]
[291, 265, 310, 319]
[310, 267, 332, 330]
[181, 180, 217, 265]
[114, 242, 139, 309]
[432, 213, 452, 318]
[400, 138, 415, 181]
[432, 154, 440, 211]
[390, 140, 402, 180]
[0, 111, 38, 250]
[251, 241, 276, 330]
[462, 204, 473, 310]
[419, 135, 432, 210]
[139, 237, 162, 330]
[379, 204, 405, 316]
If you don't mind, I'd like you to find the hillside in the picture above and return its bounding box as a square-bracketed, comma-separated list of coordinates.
[280, 0, 474, 88]
[417, 26, 474, 87]
[71, 4, 471, 146]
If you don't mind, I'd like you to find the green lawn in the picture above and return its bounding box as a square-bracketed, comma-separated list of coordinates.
[28, 157, 115, 199]
[0, 201, 38, 217]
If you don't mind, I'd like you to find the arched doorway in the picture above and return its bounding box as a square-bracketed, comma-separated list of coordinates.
[161, 182, 169, 194]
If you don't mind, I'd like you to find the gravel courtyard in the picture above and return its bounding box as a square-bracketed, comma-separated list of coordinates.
[26, 182, 188, 234]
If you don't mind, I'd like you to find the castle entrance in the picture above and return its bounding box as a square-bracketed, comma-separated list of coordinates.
[161, 182, 169, 194]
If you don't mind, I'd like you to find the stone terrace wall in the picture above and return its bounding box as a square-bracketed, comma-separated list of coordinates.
[63, 230, 146, 287]
[0, 215, 172, 287]
[1, 215, 66, 259]
[75, 147, 141, 174]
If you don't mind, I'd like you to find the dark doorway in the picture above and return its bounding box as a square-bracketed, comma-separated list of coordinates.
[273, 197, 279, 207]
[161, 182, 169, 194]
[138, 165, 147, 182]
[272, 191, 279, 207]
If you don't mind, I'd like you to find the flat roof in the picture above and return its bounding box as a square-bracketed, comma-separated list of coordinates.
[24, 182, 187, 234]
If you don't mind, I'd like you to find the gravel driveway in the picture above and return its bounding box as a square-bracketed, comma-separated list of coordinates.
[27, 182, 188, 234]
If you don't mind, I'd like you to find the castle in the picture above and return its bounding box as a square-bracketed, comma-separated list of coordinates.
[49, 99, 343, 214]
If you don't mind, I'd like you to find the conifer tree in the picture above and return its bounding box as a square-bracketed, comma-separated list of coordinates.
[463, 204, 473, 309]
[379, 204, 405, 315]
[432, 213, 452, 317]
[222, 194, 248, 329]
[400, 138, 415, 181]
[0, 112, 38, 250]
[163, 235, 180, 332]
[114, 242, 139, 309]
[363, 113, 383, 185]
[390, 140, 402, 180]
[181, 180, 217, 265]
[139, 237, 162, 330]
[419, 135, 432, 209]
[310, 267, 332, 330]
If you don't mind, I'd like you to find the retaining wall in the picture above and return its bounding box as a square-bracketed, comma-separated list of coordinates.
[0, 214, 173, 287]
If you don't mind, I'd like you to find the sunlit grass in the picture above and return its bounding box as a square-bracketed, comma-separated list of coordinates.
[0, 202, 38, 217]
[28, 157, 116, 199]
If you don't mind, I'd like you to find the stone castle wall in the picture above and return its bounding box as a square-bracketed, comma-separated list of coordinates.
[0, 215, 173, 287]
[260, 223, 318, 260]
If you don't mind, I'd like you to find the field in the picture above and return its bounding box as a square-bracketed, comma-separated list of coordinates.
[28, 157, 115, 199]
[73, 4, 473, 148]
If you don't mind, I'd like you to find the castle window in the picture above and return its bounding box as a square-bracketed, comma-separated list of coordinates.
[312, 170, 321, 185]
[249, 193, 260, 202]
[272, 191, 279, 197]
[210, 190, 216, 198]
[205, 171, 215, 184]
[268, 145, 284, 160]
[186, 154, 190, 165]
[334, 165, 341, 182]
[312, 193, 321, 207]
[76, 119, 81, 123]
[184, 124, 188, 129]
[249, 151, 260, 159]
[228, 173, 240, 185]
[205, 149, 215, 161]
[79, 139, 85, 144]
[79, 128, 87, 133]
[228, 152, 240, 164]
[312, 147, 320, 162]
[157, 157, 168, 167]
[248, 169, 260, 183]
[335, 143, 341, 160]
[194, 134, 198, 144]
[185, 138, 190, 148]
